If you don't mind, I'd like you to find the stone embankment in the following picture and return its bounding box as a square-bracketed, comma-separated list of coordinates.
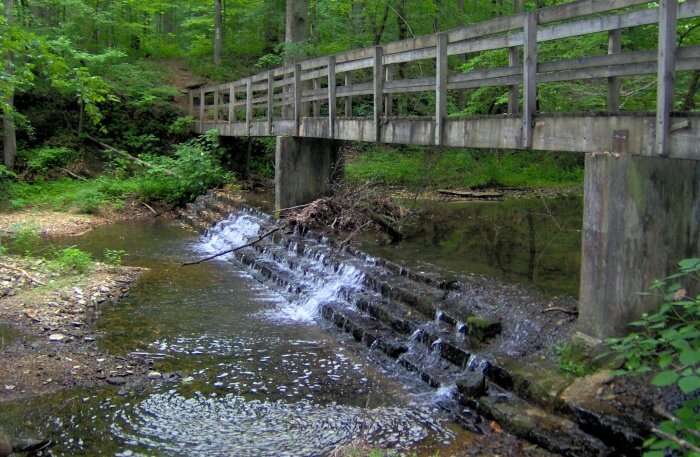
[179, 190, 661, 457]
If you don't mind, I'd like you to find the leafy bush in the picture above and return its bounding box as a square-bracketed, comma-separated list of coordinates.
[104, 249, 127, 265]
[168, 116, 196, 138]
[20, 147, 79, 176]
[0, 164, 16, 192]
[49, 247, 93, 274]
[137, 130, 232, 204]
[10, 225, 42, 256]
[609, 258, 700, 456]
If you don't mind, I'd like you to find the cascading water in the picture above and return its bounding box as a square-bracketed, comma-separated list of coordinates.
[197, 210, 368, 323]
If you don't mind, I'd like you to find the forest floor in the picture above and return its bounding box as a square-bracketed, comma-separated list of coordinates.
[0, 256, 154, 404]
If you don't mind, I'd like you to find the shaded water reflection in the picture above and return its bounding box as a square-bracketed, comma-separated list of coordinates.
[359, 195, 583, 297]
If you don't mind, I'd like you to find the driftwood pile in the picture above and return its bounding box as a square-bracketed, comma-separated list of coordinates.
[284, 185, 409, 243]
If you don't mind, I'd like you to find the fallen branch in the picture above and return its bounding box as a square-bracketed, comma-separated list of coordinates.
[182, 226, 283, 266]
[651, 426, 700, 454]
[84, 135, 177, 177]
[59, 167, 88, 181]
[437, 189, 504, 199]
[0, 263, 46, 286]
[140, 201, 158, 216]
[542, 306, 579, 316]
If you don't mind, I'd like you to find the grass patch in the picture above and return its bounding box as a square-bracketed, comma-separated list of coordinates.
[49, 247, 93, 274]
[346, 147, 584, 189]
[556, 341, 596, 377]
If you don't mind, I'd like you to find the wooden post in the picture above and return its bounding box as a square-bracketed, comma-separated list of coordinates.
[655, 0, 678, 156]
[267, 71, 274, 135]
[313, 79, 320, 117]
[607, 30, 622, 113]
[522, 11, 537, 149]
[435, 32, 448, 146]
[345, 73, 352, 117]
[294, 63, 302, 136]
[199, 88, 205, 131]
[189, 90, 194, 117]
[373, 46, 384, 142]
[328, 56, 336, 139]
[228, 83, 235, 124]
[385, 65, 394, 116]
[213, 87, 220, 122]
[246, 79, 253, 134]
[508, 0, 523, 114]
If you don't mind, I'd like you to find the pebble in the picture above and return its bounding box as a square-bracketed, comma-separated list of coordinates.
[147, 371, 162, 380]
[107, 377, 127, 386]
[48, 333, 66, 342]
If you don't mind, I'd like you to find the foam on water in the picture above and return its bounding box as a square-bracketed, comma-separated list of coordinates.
[195, 210, 366, 324]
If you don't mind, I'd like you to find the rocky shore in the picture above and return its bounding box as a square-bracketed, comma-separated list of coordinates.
[0, 256, 149, 403]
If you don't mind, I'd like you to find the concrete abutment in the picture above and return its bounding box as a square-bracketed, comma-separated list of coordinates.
[579, 153, 700, 338]
[274, 136, 342, 212]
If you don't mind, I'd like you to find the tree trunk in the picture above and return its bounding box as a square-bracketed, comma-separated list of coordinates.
[214, 0, 223, 66]
[285, 0, 308, 47]
[3, 0, 16, 170]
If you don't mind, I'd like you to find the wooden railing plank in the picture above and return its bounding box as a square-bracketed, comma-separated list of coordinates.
[436, 33, 448, 146]
[373, 46, 384, 142]
[523, 11, 538, 149]
[328, 56, 336, 138]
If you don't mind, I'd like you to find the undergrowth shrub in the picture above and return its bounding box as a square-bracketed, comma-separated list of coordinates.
[10, 225, 42, 256]
[20, 147, 79, 176]
[0, 165, 16, 193]
[104, 249, 127, 265]
[609, 258, 700, 456]
[49, 247, 92, 274]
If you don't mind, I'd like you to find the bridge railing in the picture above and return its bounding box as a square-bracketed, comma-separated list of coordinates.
[189, 0, 700, 155]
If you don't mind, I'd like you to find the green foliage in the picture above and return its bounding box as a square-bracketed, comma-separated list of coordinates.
[137, 130, 232, 204]
[49, 247, 93, 274]
[0, 165, 16, 192]
[168, 116, 196, 138]
[20, 147, 79, 176]
[9, 225, 42, 256]
[555, 342, 595, 377]
[609, 259, 700, 456]
[346, 147, 583, 190]
[103, 249, 127, 266]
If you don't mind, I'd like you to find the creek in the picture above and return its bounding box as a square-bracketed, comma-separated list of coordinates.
[0, 194, 582, 456]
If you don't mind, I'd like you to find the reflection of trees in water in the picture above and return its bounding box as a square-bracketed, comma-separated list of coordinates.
[418, 198, 582, 292]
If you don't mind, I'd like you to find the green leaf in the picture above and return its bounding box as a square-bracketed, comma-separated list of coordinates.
[651, 370, 679, 387]
[678, 375, 700, 394]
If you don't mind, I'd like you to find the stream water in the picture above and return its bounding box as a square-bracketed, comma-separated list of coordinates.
[0, 195, 582, 455]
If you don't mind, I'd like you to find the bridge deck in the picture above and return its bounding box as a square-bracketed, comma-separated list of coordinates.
[189, 0, 700, 159]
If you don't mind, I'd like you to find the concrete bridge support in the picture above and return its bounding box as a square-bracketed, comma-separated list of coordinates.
[275, 136, 341, 212]
[579, 154, 700, 338]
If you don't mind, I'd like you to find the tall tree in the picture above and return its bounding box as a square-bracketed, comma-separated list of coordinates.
[214, 0, 223, 66]
[3, 0, 16, 170]
[285, 0, 308, 47]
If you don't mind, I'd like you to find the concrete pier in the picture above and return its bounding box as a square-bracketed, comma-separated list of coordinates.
[274, 136, 341, 212]
[578, 154, 700, 338]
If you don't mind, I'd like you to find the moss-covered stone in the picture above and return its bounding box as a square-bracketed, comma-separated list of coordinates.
[465, 315, 502, 341]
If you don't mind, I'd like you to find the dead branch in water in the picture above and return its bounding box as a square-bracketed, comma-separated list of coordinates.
[182, 226, 283, 266]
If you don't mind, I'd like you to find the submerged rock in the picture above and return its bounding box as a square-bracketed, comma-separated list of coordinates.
[456, 372, 487, 398]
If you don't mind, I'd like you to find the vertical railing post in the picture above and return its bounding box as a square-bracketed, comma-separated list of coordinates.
[607, 30, 622, 113]
[213, 86, 220, 122]
[345, 73, 352, 117]
[385, 65, 394, 116]
[435, 32, 448, 146]
[373, 46, 384, 142]
[508, 0, 523, 114]
[313, 78, 320, 117]
[655, 0, 678, 156]
[246, 79, 253, 135]
[328, 56, 336, 139]
[267, 71, 274, 135]
[228, 83, 235, 125]
[294, 63, 302, 136]
[522, 11, 537, 149]
[199, 88, 205, 131]
[189, 90, 194, 117]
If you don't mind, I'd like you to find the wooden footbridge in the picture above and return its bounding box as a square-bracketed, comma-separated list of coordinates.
[188, 0, 700, 340]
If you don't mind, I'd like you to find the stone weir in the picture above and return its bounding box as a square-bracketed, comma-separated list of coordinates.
[178, 191, 650, 457]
